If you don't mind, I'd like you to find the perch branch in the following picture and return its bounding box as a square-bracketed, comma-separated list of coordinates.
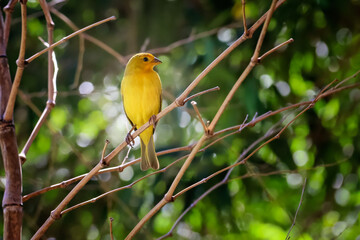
[23, 76, 359, 203]
[31, 1, 288, 237]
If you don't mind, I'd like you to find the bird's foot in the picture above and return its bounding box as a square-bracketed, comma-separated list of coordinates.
[125, 126, 136, 147]
[149, 115, 157, 126]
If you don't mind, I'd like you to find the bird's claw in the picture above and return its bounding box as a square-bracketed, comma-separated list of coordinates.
[125, 132, 135, 147]
[149, 115, 157, 126]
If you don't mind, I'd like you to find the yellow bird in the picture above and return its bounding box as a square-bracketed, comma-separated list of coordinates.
[121, 53, 162, 170]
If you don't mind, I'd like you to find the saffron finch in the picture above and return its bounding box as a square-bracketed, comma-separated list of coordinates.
[121, 53, 162, 170]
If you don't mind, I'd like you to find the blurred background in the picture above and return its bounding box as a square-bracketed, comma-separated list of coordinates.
[1, 0, 360, 239]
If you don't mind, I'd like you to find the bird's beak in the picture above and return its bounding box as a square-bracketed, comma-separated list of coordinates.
[152, 57, 162, 65]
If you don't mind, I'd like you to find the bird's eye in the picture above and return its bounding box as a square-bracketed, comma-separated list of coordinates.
[143, 57, 149, 62]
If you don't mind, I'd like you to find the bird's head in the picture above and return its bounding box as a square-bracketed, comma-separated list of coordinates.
[126, 53, 162, 72]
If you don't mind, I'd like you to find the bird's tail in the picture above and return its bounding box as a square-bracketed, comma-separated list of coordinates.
[140, 128, 159, 170]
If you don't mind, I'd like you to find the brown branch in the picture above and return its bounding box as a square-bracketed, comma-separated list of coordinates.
[22, 77, 359, 203]
[19, 37, 59, 163]
[1, 1, 23, 239]
[3, 0, 27, 121]
[70, 34, 85, 89]
[191, 101, 208, 133]
[126, 1, 282, 239]
[173, 77, 335, 200]
[242, 0, 248, 36]
[158, 125, 281, 240]
[333, 69, 360, 89]
[109, 217, 114, 240]
[0, 122, 23, 240]
[3, 0, 18, 49]
[22, 145, 192, 202]
[258, 38, 294, 62]
[32, 1, 289, 237]
[50, 7, 126, 65]
[25, 75, 358, 238]
[208, 0, 278, 134]
[286, 178, 307, 240]
[61, 155, 187, 215]
[26, 16, 116, 64]
[145, 22, 241, 56]
[163, 72, 357, 238]
[252, 0, 278, 60]
[183, 86, 220, 104]
[31, 160, 105, 239]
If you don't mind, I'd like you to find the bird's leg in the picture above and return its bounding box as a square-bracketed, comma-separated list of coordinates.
[125, 125, 136, 147]
[149, 115, 157, 129]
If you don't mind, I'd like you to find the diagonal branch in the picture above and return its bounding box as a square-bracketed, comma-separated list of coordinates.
[285, 178, 307, 240]
[31, 1, 288, 238]
[208, 0, 278, 133]
[3, 0, 27, 121]
[26, 16, 116, 64]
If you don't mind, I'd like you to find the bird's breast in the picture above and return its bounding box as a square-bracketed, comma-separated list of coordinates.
[121, 71, 161, 127]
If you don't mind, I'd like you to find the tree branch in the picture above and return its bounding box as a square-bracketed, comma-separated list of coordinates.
[19, 37, 59, 163]
[3, 0, 27, 121]
[26, 16, 116, 64]
[285, 178, 307, 240]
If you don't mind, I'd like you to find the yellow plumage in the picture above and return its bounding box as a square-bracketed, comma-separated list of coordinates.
[121, 53, 162, 170]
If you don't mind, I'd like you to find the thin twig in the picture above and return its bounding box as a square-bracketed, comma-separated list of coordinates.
[177, 79, 333, 198]
[22, 145, 193, 202]
[242, 0, 248, 36]
[285, 178, 307, 240]
[3, 0, 18, 49]
[208, 0, 278, 134]
[109, 217, 114, 240]
[70, 32, 85, 89]
[50, 7, 126, 65]
[19, 36, 59, 163]
[145, 22, 241, 56]
[333, 69, 360, 89]
[191, 101, 208, 133]
[101, 140, 110, 160]
[258, 38, 294, 62]
[61, 155, 187, 215]
[121, 146, 132, 165]
[183, 86, 220, 104]
[252, 0, 278, 61]
[22, 77, 359, 202]
[26, 16, 116, 64]
[39, 0, 55, 100]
